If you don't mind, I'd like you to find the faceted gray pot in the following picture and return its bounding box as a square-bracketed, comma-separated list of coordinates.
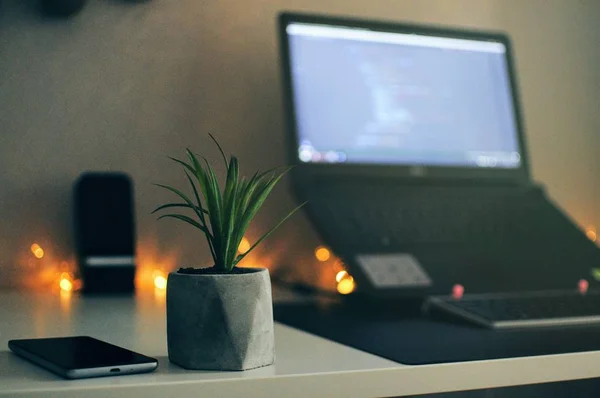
[166, 267, 275, 371]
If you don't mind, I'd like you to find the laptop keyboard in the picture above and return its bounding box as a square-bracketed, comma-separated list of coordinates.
[314, 186, 543, 246]
[426, 291, 600, 328]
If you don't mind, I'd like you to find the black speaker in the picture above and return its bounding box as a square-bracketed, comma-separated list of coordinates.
[74, 172, 136, 294]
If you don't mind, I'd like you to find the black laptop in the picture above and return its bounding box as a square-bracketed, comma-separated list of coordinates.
[278, 12, 600, 328]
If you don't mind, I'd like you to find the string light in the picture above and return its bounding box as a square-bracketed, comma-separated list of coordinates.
[578, 279, 589, 294]
[452, 284, 465, 299]
[586, 227, 597, 242]
[238, 237, 251, 254]
[315, 246, 331, 262]
[59, 273, 73, 292]
[337, 276, 355, 295]
[30, 243, 44, 259]
[153, 271, 167, 290]
[335, 270, 348, 283]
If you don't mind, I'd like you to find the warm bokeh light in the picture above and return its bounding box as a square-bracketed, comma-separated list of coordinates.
[59, 272, 76, 292]
[452, 283, 465, 299]
[30, 243, 44, 259]
[238, 237, 251, 254]
[335, 270, 348, 283]
[154, 274, 167, 290]
[59, 277, 73, 292]
[586, 226, 597, 242]
[134, 237, 180, 290]
[337, 276, 355, 295]
[72, 279, 83, 291]
[315, 246, 331, 262]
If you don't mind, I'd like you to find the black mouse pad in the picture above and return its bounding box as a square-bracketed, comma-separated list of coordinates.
[274, 300, 600, 365]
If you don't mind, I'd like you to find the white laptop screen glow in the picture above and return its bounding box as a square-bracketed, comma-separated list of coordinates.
[286, 23, 521, 168]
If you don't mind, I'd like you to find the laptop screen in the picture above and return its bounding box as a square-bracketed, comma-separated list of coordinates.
[285, 22, 522, 169]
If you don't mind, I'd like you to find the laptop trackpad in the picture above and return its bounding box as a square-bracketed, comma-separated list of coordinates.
[355, 253, 432, 288]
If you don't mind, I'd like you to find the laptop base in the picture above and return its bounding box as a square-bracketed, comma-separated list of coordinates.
[274, 299, 600, 365]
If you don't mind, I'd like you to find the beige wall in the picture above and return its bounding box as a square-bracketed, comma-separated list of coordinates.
[1, 0, 598, 288]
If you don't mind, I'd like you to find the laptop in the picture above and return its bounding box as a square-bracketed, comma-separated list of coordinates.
[278, 12, 600, 328]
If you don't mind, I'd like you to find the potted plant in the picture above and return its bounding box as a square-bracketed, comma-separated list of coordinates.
[153, 136, 303, 371]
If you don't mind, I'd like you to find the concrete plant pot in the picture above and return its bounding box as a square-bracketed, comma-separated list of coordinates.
[166, 267, 275, 371]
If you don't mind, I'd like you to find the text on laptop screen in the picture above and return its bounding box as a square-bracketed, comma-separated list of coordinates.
[286, 23, 521, 168]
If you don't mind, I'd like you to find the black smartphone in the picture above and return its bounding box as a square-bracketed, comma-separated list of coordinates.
[8, 336, 158, 379]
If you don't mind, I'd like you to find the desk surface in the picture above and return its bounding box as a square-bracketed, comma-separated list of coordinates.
[2, 290, 600, 397]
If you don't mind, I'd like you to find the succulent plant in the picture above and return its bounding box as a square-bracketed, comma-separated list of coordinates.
[154, 135, 304, 272]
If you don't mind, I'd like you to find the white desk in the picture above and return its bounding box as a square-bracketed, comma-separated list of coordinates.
[1, 290, 600, 397]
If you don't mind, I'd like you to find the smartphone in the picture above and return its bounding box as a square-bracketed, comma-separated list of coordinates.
[8, 336, 158, 379]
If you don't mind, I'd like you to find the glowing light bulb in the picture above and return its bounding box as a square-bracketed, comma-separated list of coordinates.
[452, 284, 464, 299]
[154, 275, 167, 290]
[337, 277, 355, 295]
[315, 246, 331, 262]
[60, 278, 73, 292]
[238, 237, 251, 254]
[30, 243, 44, 259]
[586, 227, 597, 242]
[579, 279, 589, 294]
[335, 270, 348, 283]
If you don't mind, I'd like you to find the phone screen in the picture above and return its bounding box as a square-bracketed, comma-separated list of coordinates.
[9, 336, 155, 370]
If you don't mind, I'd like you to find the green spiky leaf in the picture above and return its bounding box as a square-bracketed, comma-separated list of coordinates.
[151, 202, 208, 215]
[153, 136, 305, 272]
[157, 214, 212, 237]
[234, 201, 306, 266]
[209, 133, 228, 168]
[153, 183, 207, 227]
